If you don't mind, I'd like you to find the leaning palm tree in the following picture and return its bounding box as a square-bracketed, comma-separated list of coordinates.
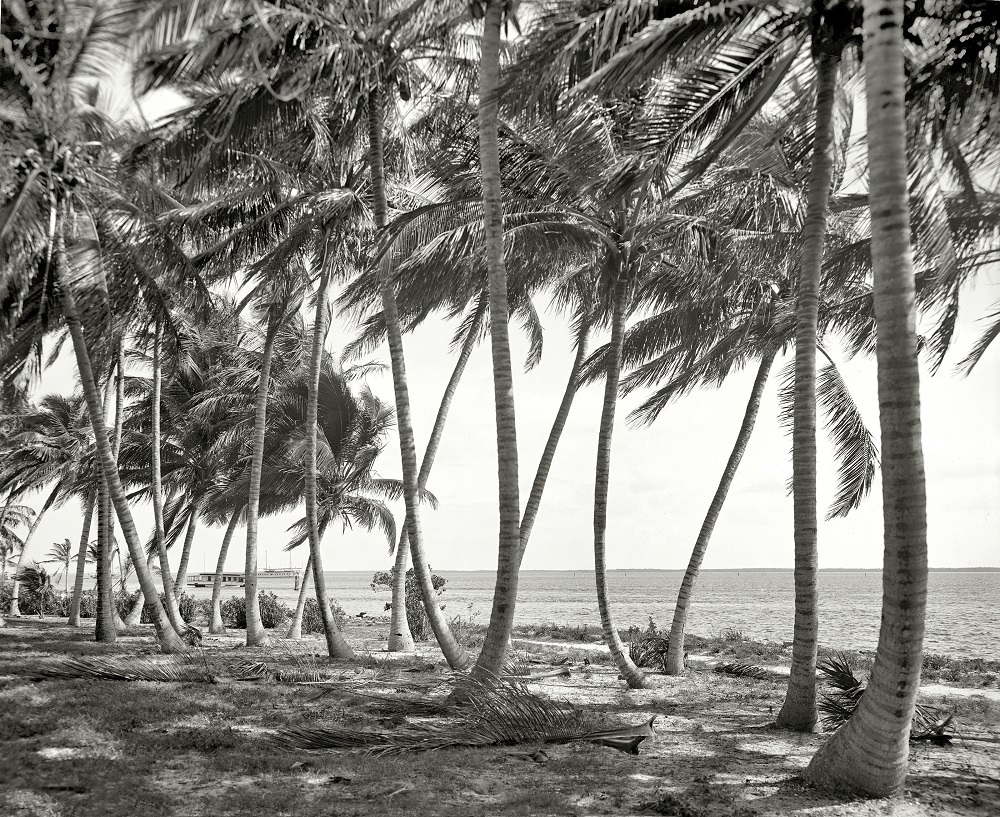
[0, 0, 187, 652]
[803, 0, 928, 795]
[44, 539, 74, 596]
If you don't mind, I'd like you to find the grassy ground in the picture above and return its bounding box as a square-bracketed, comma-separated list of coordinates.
[1, 618, 998, 817]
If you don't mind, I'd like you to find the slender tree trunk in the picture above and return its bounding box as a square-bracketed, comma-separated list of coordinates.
[110, 346, 127, 634]
[61, 284, 185, 652]
[209, 512, 241, 634]
[594, 278, 646, 688]
[305, 265, 354, 659]
[518, 322, 591, 561]
[244, 323, 279, 646]
[123, 556, 151, 627]
[804, 1, 927, 795]
[149, 326, 186, 633]
[665, 349, 777, 674]
[389, 296, 487, 652]
[95, 472, 116, 642]
[368, 89, 469, 668]
[471, 1, 523, 682]
[777, 49, 841, 731]
[172, 501, 201, 599]
[68, 489, 97, 625]
[287, 551, 314, 640]
[8, 484, 59, 616]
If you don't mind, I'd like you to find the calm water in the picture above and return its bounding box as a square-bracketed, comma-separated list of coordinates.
[188, 569, 1000, 660]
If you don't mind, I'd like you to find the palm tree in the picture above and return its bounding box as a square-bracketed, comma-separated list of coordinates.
[0, 502, 34, 588]
[803, 0, 928, 794]
[13, 565, 57, 619]
[44, 539, 74, 596]
[0, 0, 187, 652]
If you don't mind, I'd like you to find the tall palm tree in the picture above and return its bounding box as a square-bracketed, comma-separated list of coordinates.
[803, 0, 928, 794]
[0, 0, 187, 652]
[0, 502, 34, 588]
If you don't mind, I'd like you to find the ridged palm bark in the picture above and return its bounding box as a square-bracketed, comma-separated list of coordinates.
[110, 345, 127, 634]
[150, 327, 186, 633]
[244, 323, 280, 646]
[172, 500, 202, 599]
[470, 0, 524, 682]
[209, 512, 242, 634]
[61, 286, 185, 653]
[518, 322, 591, 562]
[777, 48, 842, 731]
[804, 0, 927, 794]
[95, 472, 116, 641]
[67, 489, 97, 626]
[368, 89, 470, 669]
[388, 298, 487, 652]
[304, 264, 354, 660]
[593, 277, 646, 688]
[286, 551, 314, 640]
[664, 348, 777, 674]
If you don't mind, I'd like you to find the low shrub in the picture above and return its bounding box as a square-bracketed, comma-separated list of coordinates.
[300, 597, 345, 634]
[220, 591, 292, 629]
[370, 567, 446, 641]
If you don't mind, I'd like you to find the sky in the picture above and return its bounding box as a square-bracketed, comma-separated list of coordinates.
[22, 263, 1000, 577]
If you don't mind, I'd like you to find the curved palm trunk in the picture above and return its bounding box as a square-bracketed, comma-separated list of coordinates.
[389, 296, 487, 652]
[804, 1, 927, 795]
[68, 489, 97, 626]
[594, 279, 646, 688]
[8, 484, 59, 616]
[287, 551, 314, 640]
[61, 287, 185, 652]
[776, 50, 841, 731]
[172, 501, 201, 599]
[518, 322, 591, 562]
[110, 347, 127, 635]
[150, 326, 186, 634]
[305, 266, 354, 660]
[368, 89, 469, 668]
[243, 322, 279, 646]
[123, 555, 153, 627]
[471, 2, 523, 682]
[95, 473, 116, 641]
[209, 512, 242, 634]
[665, 349, 777, 674]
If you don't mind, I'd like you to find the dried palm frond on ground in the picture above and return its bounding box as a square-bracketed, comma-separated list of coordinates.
[714, 662, 771, 680]
[276, 672, 658, 756]
[818, 655, 956, 743]
[31, 654, 214, 683]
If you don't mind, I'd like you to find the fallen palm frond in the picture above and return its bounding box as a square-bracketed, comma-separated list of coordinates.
[714, 662, 771, 681]
[628, 634, 671, 671]
[818, 655, 956, 743]
[275, 672, 657, 756]
[504, 667, 572, 681]
[32, 654, 213, 683]
[230, 660, 271, 681]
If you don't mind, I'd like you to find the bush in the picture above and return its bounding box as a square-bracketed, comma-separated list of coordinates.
[0, 582, 62, 616]
[300, 598, 346, 634]
[220, 591, 292, 629]
[371, 567, 446, 641]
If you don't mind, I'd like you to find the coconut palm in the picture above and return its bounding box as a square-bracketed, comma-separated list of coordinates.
[44, 538, 74, 596]
[13, 564, 57, 619]
[803, 0, 928, 795]
[0, 502, 34, 588]
[0, 0, 190, 652]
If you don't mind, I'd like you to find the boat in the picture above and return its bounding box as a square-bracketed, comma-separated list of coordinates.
[187, 571, 245, 588]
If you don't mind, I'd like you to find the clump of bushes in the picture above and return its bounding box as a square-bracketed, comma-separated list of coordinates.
[370, 567, 446, 641]
[220, 591, 292, 629]
[300, 598, 346, 634]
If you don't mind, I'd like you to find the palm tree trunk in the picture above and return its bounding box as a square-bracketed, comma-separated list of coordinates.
[244, 321, 279, 646]
[305, 264, 354, 660]
[470, 1, 523, 683]
[804, 1, 927, 794]
[389, 295, 487, 652]
[368, 88, 469, 669]
[594, 277, 646, 688]
[68, 489, 97, 626]
[95, 472, 116, 641]
[149, 325, 186, 633]
[123, 556, 151, 627]
[776, 49, 841, 731]
[518, 321, 591, 561]
[287, 551, 314, 640]
[61, 284, 185, 653]
[110, 345, 127, 635]
[172, 501, 201, 599]
[8, 483, 59, 617]
[665, 349, 777, 675]
[209, 512, 241, 634]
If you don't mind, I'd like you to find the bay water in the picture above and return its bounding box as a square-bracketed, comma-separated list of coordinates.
[187, 569, 999, 660]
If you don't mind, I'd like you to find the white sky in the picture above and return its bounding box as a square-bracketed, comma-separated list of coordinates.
[24, 263, 1000, 575]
